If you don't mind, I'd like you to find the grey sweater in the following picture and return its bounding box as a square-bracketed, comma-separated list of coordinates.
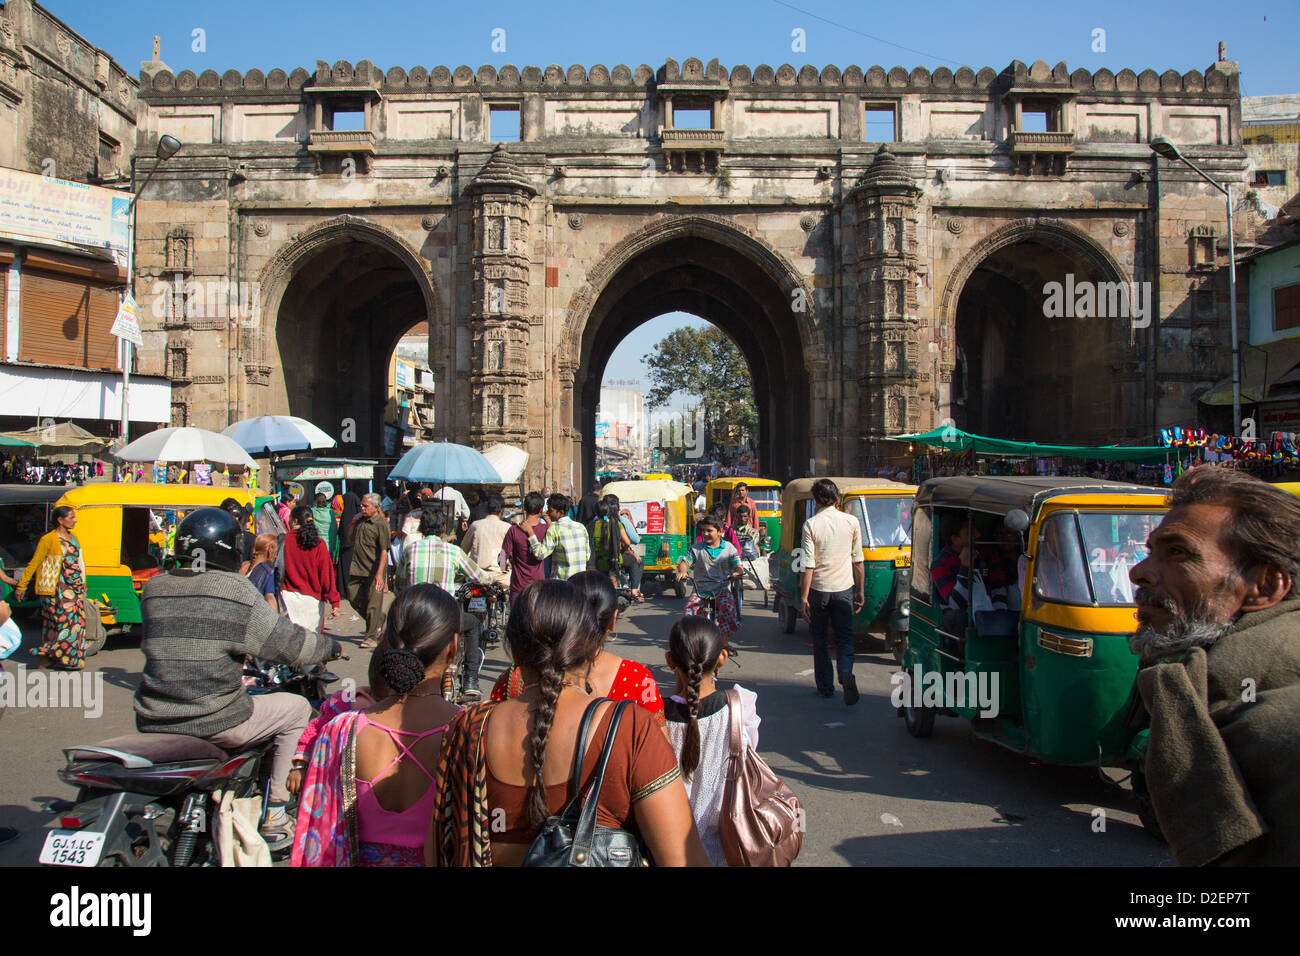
[134, 569, 336, 738]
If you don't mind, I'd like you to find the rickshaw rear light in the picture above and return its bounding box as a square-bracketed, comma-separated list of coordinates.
[659, 542, 669, 559]
[1038, 630, 1094, 658]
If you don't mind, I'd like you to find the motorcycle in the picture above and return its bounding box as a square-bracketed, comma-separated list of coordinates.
[442, 580, 508, 704]
[38, 661, 339, 867]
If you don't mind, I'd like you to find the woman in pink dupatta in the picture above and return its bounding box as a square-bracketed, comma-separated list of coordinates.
[292, 584, 463, 867]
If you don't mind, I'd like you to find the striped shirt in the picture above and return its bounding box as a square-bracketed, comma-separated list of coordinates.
[931, 547, 971, 611]
[401, 537, 488, 592]
[529, 515, 591, 580]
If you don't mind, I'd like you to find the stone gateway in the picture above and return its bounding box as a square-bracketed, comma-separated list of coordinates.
[131, 54, 1244, 487]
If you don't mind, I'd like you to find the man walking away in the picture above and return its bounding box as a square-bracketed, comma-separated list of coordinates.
[1129, 467, 1300, 866]
[505, 492, 550, 600]
[799, 479, 865, 704]
[346, 493, 389, 648]
[461, 494, 513, 587]
[530, 492, 591, 580]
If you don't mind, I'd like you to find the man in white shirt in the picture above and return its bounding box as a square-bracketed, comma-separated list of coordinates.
[799, 478, 865, 704]
[460, 494, 513, 587]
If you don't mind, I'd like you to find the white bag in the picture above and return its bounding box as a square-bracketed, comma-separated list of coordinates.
[971, 574, 996, 614]
[212, 788, 272, 867]
[0, 617, 21, 660]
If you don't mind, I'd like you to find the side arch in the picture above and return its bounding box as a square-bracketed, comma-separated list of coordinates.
[255, 214, 440, 335]
[937, 218, 1131, 329]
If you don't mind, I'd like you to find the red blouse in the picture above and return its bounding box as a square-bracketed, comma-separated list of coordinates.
[490, 658, 665, 723]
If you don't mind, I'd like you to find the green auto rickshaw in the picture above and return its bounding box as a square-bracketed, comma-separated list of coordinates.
[900, 476, 1168, 775]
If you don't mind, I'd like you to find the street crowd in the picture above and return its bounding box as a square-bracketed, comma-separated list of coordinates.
[2, 466, 1297, 867]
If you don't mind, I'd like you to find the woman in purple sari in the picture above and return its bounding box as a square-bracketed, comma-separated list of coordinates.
[292, 584, 462, 867]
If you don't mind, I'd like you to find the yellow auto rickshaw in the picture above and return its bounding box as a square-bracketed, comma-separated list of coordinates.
[771, 477, 917, 658]
[56, 484, 255, 637]
[705, 477, 783, 551]
[599, 479, 695, 598]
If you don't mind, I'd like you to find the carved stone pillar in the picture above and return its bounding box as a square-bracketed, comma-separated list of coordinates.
[849, 146, 922, 468]
[465, 146, 535, 449]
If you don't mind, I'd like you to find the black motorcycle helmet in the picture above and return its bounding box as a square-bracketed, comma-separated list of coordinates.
[174, 507, 242, 572]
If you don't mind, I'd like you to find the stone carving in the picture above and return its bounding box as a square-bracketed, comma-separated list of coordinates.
[252, 220, 270, 237]
[1113, 221, 1130, 237]
[946, 217, 964, 235]
[568, 213, 585, 230]
[421, 214, 436, 230]
[56, 33, 71, 60]
[799, 213, 818, 233]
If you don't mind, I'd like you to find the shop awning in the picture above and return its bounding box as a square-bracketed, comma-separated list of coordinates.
[891, 426, 1173, 464]
[1198, 336, 1300, 406]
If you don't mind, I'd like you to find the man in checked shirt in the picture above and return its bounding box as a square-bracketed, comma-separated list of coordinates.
[398, 507, 488, 700]
[529, 492, 592, 580]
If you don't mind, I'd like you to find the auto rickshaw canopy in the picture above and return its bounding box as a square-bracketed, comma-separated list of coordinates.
[916, 475, 1168, 521]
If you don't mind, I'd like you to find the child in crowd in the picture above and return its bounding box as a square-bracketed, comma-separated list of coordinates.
[676, 516, 742, 636]
[664, 615, 760, 866]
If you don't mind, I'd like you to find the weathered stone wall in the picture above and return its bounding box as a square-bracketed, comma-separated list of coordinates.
[0, 1, 136, 181]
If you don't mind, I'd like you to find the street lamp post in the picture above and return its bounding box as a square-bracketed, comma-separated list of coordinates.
[1150, 135, 1240, 436]
[120, 134, 181, 444]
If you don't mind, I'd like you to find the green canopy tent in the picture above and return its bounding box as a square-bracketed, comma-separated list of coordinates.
[892, 426, 1174, 464]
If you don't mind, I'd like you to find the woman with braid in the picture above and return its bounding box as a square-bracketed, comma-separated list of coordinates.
[292, 584, 461, 867]
[429, 579, 708, 866]
[664, 616, 761, 866]
[488, 571, 667, 729]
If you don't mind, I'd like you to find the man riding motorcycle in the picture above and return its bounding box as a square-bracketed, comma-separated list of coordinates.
[132, 508, 342, 850]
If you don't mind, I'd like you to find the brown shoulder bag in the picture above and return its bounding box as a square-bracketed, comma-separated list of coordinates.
[719, 687, 804, 867]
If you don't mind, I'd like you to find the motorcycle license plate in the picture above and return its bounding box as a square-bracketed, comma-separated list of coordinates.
[40, 830, 106, 867]
[468, 597, 487, 612]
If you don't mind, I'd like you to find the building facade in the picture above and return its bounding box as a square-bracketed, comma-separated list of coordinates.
[0, 0, 168, 437]
[111, 48, 1254, 486]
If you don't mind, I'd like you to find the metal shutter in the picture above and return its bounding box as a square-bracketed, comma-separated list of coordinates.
[17, 269, 120, 370]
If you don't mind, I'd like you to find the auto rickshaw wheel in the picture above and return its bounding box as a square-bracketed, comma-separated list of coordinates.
[82, 601, 107, 657]
[1130, 769, 1166, 843]
[779, 598, 797, 634]
[903, 702, 935, 738]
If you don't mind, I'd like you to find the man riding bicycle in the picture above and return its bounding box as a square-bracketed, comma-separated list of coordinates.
[675, 515, 742, 636]
[397, 507, 489, 701]
[133, 508, 343, 851]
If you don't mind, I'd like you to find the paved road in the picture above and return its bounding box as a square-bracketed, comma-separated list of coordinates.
[0, 584, 1172, 866]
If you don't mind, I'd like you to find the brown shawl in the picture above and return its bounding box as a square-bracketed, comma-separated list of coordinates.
[432, 701, 495, 867]
[1137, 595, 1300, 866]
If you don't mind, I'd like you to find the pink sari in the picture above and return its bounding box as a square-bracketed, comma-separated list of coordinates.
[291, 711, 361, 867]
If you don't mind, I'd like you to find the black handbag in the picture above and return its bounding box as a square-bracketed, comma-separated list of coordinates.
[522, 698, 650, 867]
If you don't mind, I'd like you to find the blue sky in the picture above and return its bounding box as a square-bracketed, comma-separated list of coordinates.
[45, 0, 1297, 404]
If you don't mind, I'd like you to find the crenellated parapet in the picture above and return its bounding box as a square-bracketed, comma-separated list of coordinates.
[137, 56, 1239, 98]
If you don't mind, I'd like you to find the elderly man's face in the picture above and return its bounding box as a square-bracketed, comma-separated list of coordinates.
[360, 500, 377, 518]
[1127, 503, 1256, 660]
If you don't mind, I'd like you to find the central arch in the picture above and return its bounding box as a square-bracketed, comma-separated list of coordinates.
[565, 216, 819, 485]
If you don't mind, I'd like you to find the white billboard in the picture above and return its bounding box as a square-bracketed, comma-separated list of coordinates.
[0, 166, 131, 262]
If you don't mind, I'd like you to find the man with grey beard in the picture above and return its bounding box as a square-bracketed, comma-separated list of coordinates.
[1128, 467, 1300, 866]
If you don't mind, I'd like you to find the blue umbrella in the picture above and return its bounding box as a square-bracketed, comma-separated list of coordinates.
[389, 441, 502, 484]
[221, 416, 337, 456]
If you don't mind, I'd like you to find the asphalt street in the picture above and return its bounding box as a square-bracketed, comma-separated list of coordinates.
[0, 583, 1173, 867]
